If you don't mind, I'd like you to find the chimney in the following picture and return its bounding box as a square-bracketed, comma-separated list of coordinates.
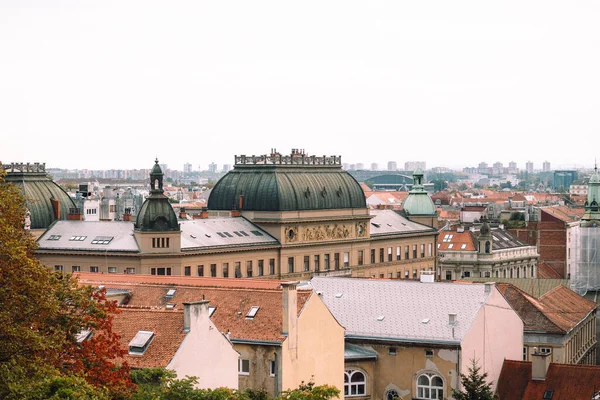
[51, 198, 61, 219]
[199, 207, 209, 219]
[281, 281, 299, 349]
[183, 300, 210, 332]
[122, 213, 132, 222]
[67, 207, 83, 221]
[179, 207, 187, 219]
[230, 210, 241, 217]
[531, 348, 551, 380]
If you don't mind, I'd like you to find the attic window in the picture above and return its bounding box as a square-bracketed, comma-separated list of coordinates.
[69, 236, 87, 241]
[543, 390, 554, 399]
[246, 306, 260, 319]
[448, 244, 453, 249]
[224, 232, 234, 238]
[240, 231, 249, 236]
[217, 232, 226, 238]
[129, 331, 154, 355]
[234, 231, 243, 237]
[165, 303, 176, 310]
[251, 230, 263, 236]
[165, 289, 176, 298]
[461, 244, 467, 249]
[425, 349, 434, 358]
[442, 234, 454, 242]
[75, 329, 92, 343]
[91, 236, 113, 245]
[208, 306, 216, 317]
[47, 235, 61, 241]
[371, 223, 381, 228]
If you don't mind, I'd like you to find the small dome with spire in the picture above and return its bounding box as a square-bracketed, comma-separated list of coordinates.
[135, 159, 179, 232]
[402, 169, 436, 217]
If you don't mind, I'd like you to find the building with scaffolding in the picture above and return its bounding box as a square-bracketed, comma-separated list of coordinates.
[570, 165, 600, 296]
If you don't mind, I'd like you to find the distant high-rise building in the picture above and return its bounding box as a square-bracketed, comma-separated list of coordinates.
[478, 162, 488, 169]
[405, 161, 426, 171]
[183, 163, 192, 173]
[553, 170, 578, 191]
[222, 164, 231, 173]
[160, 163, 168, 172]
[543, 161, 551, 172]
[208, 162, 217, 173]
[526, 161, 534, 174]
[508, 161, 518, 172]
[387, 161, 397, 171]
[355, 163, 364, 170]
[371, 163, 378, 171]
[493, 162, 503, 169]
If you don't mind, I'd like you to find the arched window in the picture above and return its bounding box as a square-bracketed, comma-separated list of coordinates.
[386, 389, 399, 400]
[344, 370, 366, 397]
[417, 373, 443, 399]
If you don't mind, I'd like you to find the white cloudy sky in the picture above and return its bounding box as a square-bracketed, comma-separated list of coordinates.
[1, 1, 599, 171]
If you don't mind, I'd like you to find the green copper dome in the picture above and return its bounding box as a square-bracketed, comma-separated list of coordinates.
[208, 152, 366, 211]
[135, 159, 179, 232]
[1, 162, 76, 229]
[402, 169, 436, 216]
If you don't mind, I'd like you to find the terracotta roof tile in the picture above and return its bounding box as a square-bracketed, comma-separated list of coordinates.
[437, 231, 476, 251]
[78, 276, 311, 343]
[538, 262, 563, 279]
[541, 206, 585, 223]
[112, 308, 186, 369]
[497, 360, 600, 400]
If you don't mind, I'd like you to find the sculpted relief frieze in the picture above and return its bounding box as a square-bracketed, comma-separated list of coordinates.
[284, 221, 368, 243]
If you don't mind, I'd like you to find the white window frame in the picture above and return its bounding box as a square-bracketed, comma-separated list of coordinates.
[270, 360, 276, 377]
[238, 359, 250, 375]
[416, 373, 444, 400]
[344, 370, 366, 397]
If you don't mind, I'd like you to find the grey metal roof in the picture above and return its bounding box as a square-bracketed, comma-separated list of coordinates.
[369, 209, 435, 236]
[37, 221, 139, 252]
[477, 229, 529, 250]
[310, 277, 490, 344]
[180, 218, 279, 250]
[344, 343, 378, 360]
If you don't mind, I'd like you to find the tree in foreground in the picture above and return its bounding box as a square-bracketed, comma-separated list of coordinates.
[451, 359, 494, 400]
[0, 169, 133, 399]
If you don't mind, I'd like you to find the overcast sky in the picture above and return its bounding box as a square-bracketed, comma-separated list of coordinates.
[1, 1, 599, 171]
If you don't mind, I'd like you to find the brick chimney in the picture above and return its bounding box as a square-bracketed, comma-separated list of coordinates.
[51, 198, 60, 219]
[67, 207, 83, 221]
[183, 300, 210, 332]
[281, 281, 298, 350]
[122, 213, 132, 222]
[199, 207, 209, 219]
[179, 207, 187, 219]
[531, 348, 551, 380]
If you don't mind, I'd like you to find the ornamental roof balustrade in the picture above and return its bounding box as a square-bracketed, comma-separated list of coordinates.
[0, 162, 46, 173]
[234, 154, 341, 166]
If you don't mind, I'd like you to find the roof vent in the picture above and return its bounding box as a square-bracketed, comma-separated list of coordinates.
[129, 331, 155, 355]
[335, 293, 343, 298]
[422, 318, 430, 324]
[377, 315, 385, 321]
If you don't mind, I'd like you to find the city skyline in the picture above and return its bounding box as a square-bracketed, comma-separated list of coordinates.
[2, 1, 600, 170]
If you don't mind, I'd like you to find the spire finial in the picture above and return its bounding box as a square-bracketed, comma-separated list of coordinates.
[155, 157, 159, 164]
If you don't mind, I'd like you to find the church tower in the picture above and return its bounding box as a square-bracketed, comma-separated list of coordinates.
[581, 163, 600, 227]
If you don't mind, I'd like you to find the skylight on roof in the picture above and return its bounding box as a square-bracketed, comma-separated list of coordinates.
[91, 236, 113, 245]
[251, 230, 263, 236]
[461, 244, 467, 249]
[47, 235, 61, 241]
[371, 223, 381, 228]
[165, 303, 176, 310]
[217, 232, 226, 238]
[246, 306, 260, 319]
[129, 331, 154, 355]
[165, 289, 176, 298]
[224, 232, 234, 238]
[69, 236, 87, 241]
[208, 306, 216, 317]
[75, 329, 92, 343]
[448, 244, 453, 249]
[234, 231, 243, 237]
[240, 231, 249, 236]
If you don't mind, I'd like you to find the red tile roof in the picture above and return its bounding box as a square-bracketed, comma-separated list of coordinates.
[538, 262, 563, 279]
[496, 283, 596, 334]
[112, 308, 186, 369]
[77, 276, 312, 343]
[437, 231, 476, 251]
[497, 360, 600, 400]
[541, 206, 585, 223]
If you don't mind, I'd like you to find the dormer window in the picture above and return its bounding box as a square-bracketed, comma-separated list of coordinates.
[208, 306, 217, 317]
[129, 331, 155, 355]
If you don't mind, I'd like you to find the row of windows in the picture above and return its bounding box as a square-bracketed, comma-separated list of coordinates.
[55, 265, 133, 274]
[288, 253, 350, 273]
[238, 358, 276, 377]
[370, 267, 434, 280]
[192, 259, 276, 278]
[444, 265, 536, 280]
[344, 370, 443, 399]
[152, 237, 170, 248]
[362, 244, 433, 266]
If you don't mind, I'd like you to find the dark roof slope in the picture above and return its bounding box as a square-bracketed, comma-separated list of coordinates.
[208, 165, 366, 211]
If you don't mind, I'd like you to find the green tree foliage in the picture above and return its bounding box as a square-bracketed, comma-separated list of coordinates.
[452, 359, 494, 400]
[0, 169, 133, 399]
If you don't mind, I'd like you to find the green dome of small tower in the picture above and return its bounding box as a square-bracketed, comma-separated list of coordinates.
[402, 168, 436, 217]
[135, 159, 179, 232]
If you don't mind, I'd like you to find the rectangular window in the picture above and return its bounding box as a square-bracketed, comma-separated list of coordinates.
[198, 265, 204, 277]
[388, 272, 393, 278]
[246, 261, 252, 278]
[270, 360, 276, 377]
[184, 266, 191, 276]
[405, 246, 409, 259]
[523, 347, 528, 361]
[464, 271, 471, 278]
[446, 271, 452, 280]
[334, 253, 340, 269]
[90, 266, 98, 273]
[152, 238, 156, 248]
[288, 257, 294, 273]
[396, 246, 401, 260]
[238, 359, 250, 375]
[54, 265, 63, 272]
[108, 267, 117, 274]
[358, 250, 364, 266]
[166, 238, 170, 248]
[161, 238, 165, 248]
[269, 259, 275, 275]
[235, 262, 242, 278]
[428, 243, 433, 257]
[413, 245, 417, 259]
[371, 249, 376, 264]
[540, 347, 552, 354]
[258, 260, 264, 276]
[344, 252, 349, 267]
[167, 267, 171, 276]
[388, 247, 392, 262]
[304, 256, 310, 272]
[151, 268, 156, 275]
[405, 270, 409, 279]
[314, 255, 320, 272]
[380, 273, 384, 278]
[211, 264, 217, 277]
[223, 263, 229, 278]
[157, 268, 166, 275]
[421, 244, 425, 258]
[412, 269, 417, 279]
[379, 248, 384, 263]
[396, 271, 401, 279]
[324, 254, 330, 270]
[72, 266, 81, 272]
[126, 267, 136, 274]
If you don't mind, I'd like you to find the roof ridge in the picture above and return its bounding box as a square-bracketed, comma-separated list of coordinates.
[510, 285, 566, 333]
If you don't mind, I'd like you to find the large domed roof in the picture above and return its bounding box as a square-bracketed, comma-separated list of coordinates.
[1, 162, 76, 229]
[208, 151, 366, 211]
